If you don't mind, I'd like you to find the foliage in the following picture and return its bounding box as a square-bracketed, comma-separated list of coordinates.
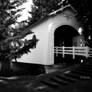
[28, 0, 92, 41]
[68, 0, 92, 40]
[28, 0, 68, 25]
[29, 0, 91, 26]
[0, 0, 38, 62]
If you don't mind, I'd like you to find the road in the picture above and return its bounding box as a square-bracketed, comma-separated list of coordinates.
[0, 58, 92, 92]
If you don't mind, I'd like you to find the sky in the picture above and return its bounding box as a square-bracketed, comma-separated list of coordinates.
[17, 0, 33, 22]
[11, 0, 33, 28]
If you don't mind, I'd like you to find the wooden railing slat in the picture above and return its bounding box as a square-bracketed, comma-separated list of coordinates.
[54, 46, 91, 59]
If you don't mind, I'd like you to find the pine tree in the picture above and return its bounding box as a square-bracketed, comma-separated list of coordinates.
[0, 0, 38, 76]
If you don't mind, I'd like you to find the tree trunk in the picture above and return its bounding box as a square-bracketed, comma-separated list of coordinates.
[0, 61, 11, 76]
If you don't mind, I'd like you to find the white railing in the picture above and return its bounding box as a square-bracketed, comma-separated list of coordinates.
[54, 46, 92, 59]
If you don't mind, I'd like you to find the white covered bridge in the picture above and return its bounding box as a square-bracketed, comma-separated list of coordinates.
[16, 5, 91, 65]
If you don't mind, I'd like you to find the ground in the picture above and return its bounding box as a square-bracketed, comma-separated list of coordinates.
[0, 58, 92, 92]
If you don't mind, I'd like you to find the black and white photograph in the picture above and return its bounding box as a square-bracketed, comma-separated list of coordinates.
[0, 0, 92, 92]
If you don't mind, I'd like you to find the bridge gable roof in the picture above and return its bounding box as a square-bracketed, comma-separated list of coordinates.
[24, 4, 77, 32]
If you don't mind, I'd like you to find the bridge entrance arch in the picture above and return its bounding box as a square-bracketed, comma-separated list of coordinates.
[54, 25, 84, 64]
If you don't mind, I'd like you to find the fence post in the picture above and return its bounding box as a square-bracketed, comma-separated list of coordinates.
[86, 46, 89, 58]
[62, 46, 65, 58]
[73, 46, 75, 59]
[56, 47, 58, 57]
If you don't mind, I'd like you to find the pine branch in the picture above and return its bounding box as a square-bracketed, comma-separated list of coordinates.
[4, 29, 33, 43]
[0, 0, 25, 61]
[9, 35, 39, 59]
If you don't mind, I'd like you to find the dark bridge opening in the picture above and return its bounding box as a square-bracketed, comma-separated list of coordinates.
[54, 25, 80, 64]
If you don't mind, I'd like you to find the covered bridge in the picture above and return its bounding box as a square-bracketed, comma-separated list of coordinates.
[17, 5, 83, 65]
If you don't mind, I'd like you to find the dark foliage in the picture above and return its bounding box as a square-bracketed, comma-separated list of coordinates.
[0, 0, 22, 61]
[0, 0, 38, 62]
[0, 0, 38, 74]
[28, 0, 92, 44]
[29, 0, 68, 25]
[13, 35, 38, 59]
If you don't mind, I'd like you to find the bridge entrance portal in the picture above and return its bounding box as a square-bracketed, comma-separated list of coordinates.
[54, 25, 81, 64]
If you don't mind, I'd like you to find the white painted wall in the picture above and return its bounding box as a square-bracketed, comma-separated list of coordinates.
[17, 8, 80, 65]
